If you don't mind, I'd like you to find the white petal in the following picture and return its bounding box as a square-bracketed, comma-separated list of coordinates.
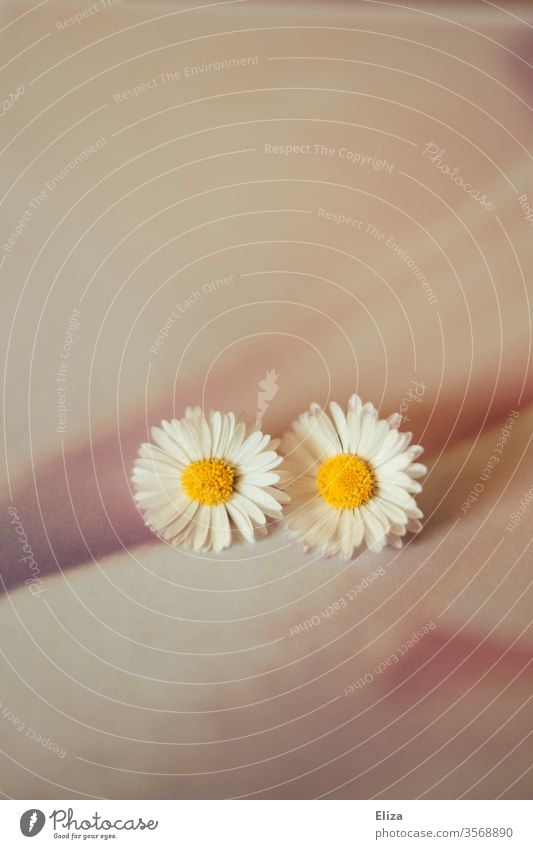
[174, 419, 203, 461]
[211, 504, 231, 552]
[376, 452, 413, 473]
[347, 394, 363, 414]
[132, 458, 183, 478]
[142, 493, 189, 528]
[380, 471, 422, 493]
[209, 410, 222, 457]
[159, 421, 192, 464]
[231, 430, 270, 464]
[360, 504, 387, 552]
[370, 429, 403, 465]
[226, 499, 255, 542]
[329, 402, 350, 451]
[351, 508, 365, 547]
[192, 504, 211, 550]
[239, 450, 282, 473]
[379, 484, 416, 510]
[360, 418, 389, 460]
[307, 506, 341, 550]
[339, 509, 355, 559]
[407, 463, 427, 478]
[197, 412, 211, 456]
[311, 404, 343, 451]
[175, 526, 195, 549]
[238, 483, 283, 515]
[133, 487, 176, 505]
[137, 443, 182, 470]
[387, 413, 402, 428]
[184, 405, 202, 423]
[231, 492, 267, 526]
[346, 409, 362, 453]
[394, 431, 413, 454]
[264, 485, 290, 504]
[281, 431, 318, 471]
[362, 402, 378, 420]
[240, 471, 280, 487]
[374, 497, 407, 526]
[217, 412, 235, 458]
[150, 426, 192, 463]
[286, 496, 328, 531]
[364, 499, 391, 535]
[161, 499, 199, 540]
[294, 415, 337, 460]
[224, 421, 247, 462]
[356, 411, 376, 455]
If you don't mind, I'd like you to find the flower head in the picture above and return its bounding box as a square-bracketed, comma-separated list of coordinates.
[132, 407, 289, 552]
[280, 394, 427, 558]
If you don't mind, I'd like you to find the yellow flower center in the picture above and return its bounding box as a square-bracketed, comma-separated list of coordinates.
[181, 458, 235, 505]
[317, 453, 376, 509]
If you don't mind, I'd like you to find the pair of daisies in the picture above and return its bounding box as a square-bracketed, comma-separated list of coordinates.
[132, 395, 426, 558]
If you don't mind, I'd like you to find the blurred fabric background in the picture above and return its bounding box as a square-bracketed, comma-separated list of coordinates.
[0, 0, 532, 798]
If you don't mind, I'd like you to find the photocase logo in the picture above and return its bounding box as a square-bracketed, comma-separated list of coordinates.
[255, 369, 279, 428]
[20, 809, 46, 837]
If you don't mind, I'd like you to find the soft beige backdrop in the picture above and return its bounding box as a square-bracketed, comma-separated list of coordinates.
[0, 0, 532, 798]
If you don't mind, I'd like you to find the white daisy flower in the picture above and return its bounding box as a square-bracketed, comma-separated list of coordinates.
[280, 394, 427, 558]
[132, 407, 289, 552]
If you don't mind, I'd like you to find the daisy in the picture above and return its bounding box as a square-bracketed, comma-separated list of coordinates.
[132, 407, 289, 552]
[280, 394, 427, 558]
